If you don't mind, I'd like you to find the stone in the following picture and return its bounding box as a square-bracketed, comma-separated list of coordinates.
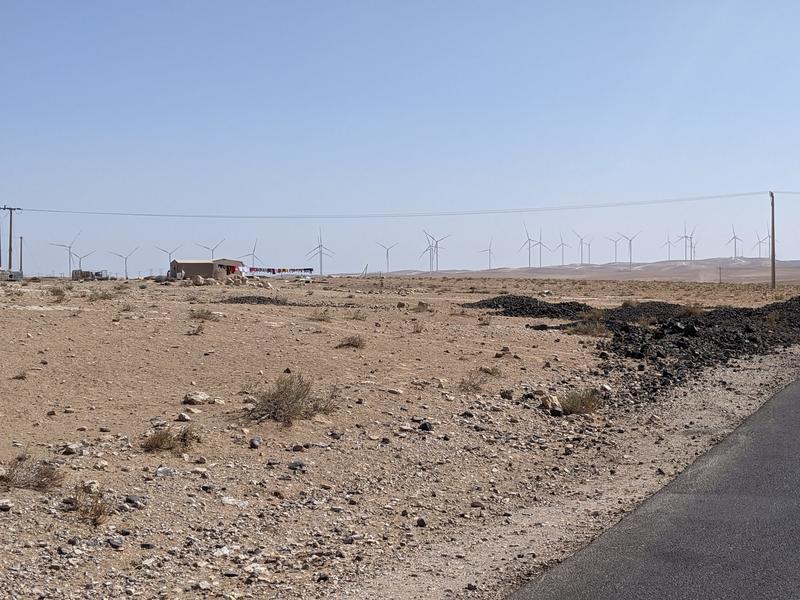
[0, 500, 12, 512]
[183, 391, 210, 405]
[416, 517, 427, 527]
[288, 460, 306, 471]
[418, 420, 434, 432]
[249, 437, 262, 449]
[176, 413, 192, 422]
[155, 465, 177, 477]
[499, 389, 514, 400]
[107, 537, 124, 550]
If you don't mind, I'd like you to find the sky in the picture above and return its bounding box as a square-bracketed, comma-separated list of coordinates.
[1, 1, 799, 276]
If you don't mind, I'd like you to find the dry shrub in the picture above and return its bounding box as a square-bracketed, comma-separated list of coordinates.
[49, 286, 67, 303]
[0, 454, 64, 491]
[458, 370, 488, 393]
[567, 321, 611, 338]
[621, 300, 639, 308]
[189, 308, 220, 321]
[765, 311, 780, 326]
[411, 301, 431, 313]
[411, 321, 424, 334]
[561, 389, 602, 415]
[335, 335, 365, 349]
[10, 370, 27, 381]
[187, 323, 205, 336]
[120, 303, 134, 312]
[478, 315, 492, 326]
[249, 373, 337, 426]
[69, 483, 114, 526]
[309, 308, 333, 322]
[142, 425, 200, 452]
[582, 308, 606, 321]
[681, 303, 705, 317]
[88, 289, 115, 302]
[348, 310, 367, 321]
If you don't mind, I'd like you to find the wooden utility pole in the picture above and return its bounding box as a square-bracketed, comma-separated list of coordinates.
[19, 236, 23, 273]
[770, 192, 776, 290]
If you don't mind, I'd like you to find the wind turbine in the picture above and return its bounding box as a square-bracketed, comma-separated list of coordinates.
[617, 232, 641, 269]
[307, 230, 333, 275]
[377, 242, 398, 274]
[420, 236, 434, 273]
[532, 228, 550, 268]
[661, 233, 677, 261]
[754, 231, 769, 259]
[480, 238, 495, 270]
[726, 226, 743, 260]
[109, 247, 138, 280]
[553, 234, 570, 266]
[519, 224, 535, 269]
[423, 230, 450, 272]
[155, 244, 182, 263]
[584, 239, 593, 265]
[237, 239, 262, 268]
[50, 231, 81, 275]
[573, 231, 586, 265]
[72, 250, 95, 271]
[607, 236, 622, 264]
[196, 239, 225, 260]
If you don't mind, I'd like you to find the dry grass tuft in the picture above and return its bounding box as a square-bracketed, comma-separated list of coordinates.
[10, 370, 27, 381]
[411, 301, 431, 313]
[681, 303, 705, 317]
[348, 310, 367, 321]
[561, 389, 602, 415]
[411, 321, 424, 334]
[189, 308, 220, 321]
[567, 321, 612, 338]
[478, 315, 492, 326]
[309, 308, 333, 322]
[458, 370, 488, 393]
[49, 286, 67, 303]
[88, 289, 116, 302]
[142, 425, 200, 452]
[187, 323, 205, 336]
[69, 483, 115, 526]
[335, 335, 365, 349]
[249, 373, 337, 426]
[0, 454, 64, 491]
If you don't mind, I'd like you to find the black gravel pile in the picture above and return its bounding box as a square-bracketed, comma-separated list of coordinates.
[603, 301, 694, 324]
[219, 295, 292, 306]
[600, 297, 800, 401]
[463, 295, 591, 320]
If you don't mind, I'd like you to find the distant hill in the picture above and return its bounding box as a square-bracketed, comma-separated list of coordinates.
[382, 257, 799, 283]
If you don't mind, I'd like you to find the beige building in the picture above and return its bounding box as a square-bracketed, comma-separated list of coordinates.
[170, 258, 244, 280]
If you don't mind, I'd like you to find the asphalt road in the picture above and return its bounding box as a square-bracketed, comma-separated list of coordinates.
[508, 378, 800, 600]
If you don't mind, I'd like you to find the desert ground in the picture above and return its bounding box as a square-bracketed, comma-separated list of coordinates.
[2, 275, 800, 599]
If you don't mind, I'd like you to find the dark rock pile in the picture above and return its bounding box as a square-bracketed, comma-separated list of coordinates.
[468, 294, 800, 402]
[462, 295, 591, 320]
[219, 295, 291, 306]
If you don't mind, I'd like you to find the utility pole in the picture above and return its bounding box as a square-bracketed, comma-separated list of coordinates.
[770, 191, 776, 289]
[1, 205, 21, 270]
[19, 236, 23, 273]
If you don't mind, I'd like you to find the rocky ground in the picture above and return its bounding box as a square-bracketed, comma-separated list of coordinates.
[0, 275, 798, 599]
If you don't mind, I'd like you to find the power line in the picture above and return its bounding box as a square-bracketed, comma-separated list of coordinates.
[14, 191, 774, 221]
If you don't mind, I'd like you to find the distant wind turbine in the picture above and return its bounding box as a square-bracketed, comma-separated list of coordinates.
[109, 247, 138, 280]
[196, 239, 225, 260]
[307, 230, 334, 275]
[480, 238, 495, 270]
[237, 239, 262, 268]
[617, 232, 641, 269]
[377, 242, 398, 274]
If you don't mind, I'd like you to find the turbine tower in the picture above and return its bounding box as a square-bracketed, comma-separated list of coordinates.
[237, 239, 262, 268]
[196, 239, 225, 260]
[607, 236, 622, 264]
[726, 226, 743, 260]
[553, 234, 570, 266]
[49, 231, 81, 276]
[661, 233, 677, 261]
[519, 224, 535, 269]
[617, 232, 641, 269]
[573, 231, 586, 265]
[420, 236, 434, 273]
[480, 238, 495, 270]
[754, 231, 769, 259]
[423, 230, 450, 272]
[377, 242, 398, 274]
[532, 228, 550, 268]
[109, 247, 138, 280]
[307, 230, 333, 275]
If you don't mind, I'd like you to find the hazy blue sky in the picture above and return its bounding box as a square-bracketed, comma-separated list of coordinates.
[1, 1, 799, 276]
